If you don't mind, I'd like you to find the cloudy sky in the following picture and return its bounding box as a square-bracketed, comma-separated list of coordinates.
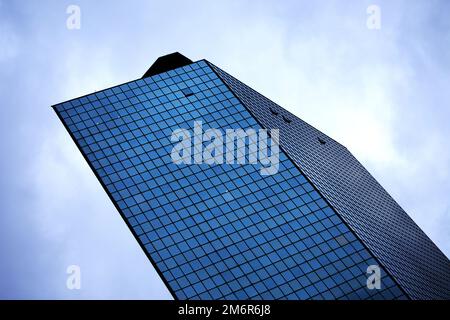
[0, 0, 449, 299]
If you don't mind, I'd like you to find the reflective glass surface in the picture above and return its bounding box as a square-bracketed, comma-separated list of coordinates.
[54, 60, 406, 300]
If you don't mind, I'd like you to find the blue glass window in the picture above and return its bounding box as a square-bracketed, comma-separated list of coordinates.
[54, 60, 406, 300]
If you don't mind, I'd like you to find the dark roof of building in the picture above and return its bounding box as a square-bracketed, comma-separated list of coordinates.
[142, 52, 193, 78]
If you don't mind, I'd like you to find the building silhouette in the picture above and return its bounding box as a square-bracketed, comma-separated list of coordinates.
[53, 53, 450, 299]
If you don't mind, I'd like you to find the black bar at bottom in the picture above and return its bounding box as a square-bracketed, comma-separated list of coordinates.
[0, 300, 446, 318]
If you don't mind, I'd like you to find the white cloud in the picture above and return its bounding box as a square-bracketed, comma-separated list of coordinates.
[0, 22, 19, 62]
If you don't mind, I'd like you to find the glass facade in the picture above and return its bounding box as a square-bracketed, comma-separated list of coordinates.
[54, 60, 406, 299]
[210, 62, 450, 300]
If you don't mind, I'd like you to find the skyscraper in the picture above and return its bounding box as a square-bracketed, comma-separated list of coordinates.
[53, 53, 450, 300]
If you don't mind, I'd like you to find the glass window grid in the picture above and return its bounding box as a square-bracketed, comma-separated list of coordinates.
[210, 65, 440, 299]
[55, 60, 404, 300]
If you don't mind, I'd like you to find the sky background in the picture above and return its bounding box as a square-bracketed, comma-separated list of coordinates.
[0, 0, 449, 299]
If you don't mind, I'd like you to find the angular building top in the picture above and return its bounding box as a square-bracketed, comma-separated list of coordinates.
[142, 52, 193, 78]
[53, 53, 450, 300]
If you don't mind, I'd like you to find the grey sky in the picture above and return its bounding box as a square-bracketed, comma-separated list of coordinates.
[0, 0, 449, 299]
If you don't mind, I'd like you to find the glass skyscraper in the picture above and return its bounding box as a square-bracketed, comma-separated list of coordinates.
[53, 53, 450, 300]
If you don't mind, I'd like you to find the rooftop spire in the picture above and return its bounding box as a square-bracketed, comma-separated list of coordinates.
[142, 52, 193, 78]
